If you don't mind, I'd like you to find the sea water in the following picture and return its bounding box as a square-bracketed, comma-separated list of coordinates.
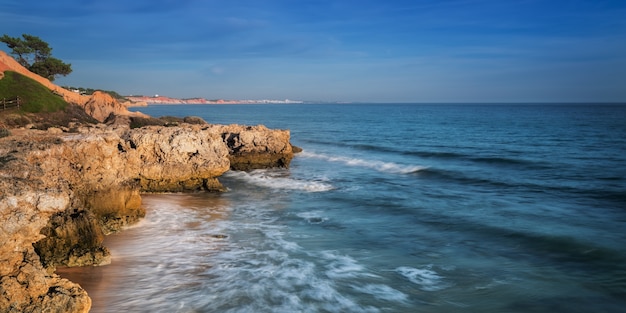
[59, 103, 626, 312]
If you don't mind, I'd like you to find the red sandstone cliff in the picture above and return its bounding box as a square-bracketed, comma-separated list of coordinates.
[126, 96, 210, 105]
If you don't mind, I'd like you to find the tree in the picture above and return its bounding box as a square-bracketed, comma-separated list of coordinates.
[1, 34, 72, 81]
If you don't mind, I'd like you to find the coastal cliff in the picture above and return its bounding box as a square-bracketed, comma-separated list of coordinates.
[1, 50, 297, 312]
[0, 122, 295, 312]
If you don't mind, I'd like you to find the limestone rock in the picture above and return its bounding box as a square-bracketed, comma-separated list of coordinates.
[213, 124, 294, 170]
[0, 178, 90, 312]
[0, 120, 296, 312]
[1, 50, 299, 311]
[34, 209, 111, 268]
[124, 125, 230, 191]
[82, 186, 145, 234]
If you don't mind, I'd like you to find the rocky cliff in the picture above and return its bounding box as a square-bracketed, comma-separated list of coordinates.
[216, 124, 295, 170]
[126, 96, 210, 105]
[0, 121, 295, 312]
[82, 91, 135, 122]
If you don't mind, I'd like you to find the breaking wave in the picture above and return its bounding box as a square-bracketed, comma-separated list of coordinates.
[395, 266, 449, 291]
[224, 169, 334, 192]
[300, 151, 426, 174]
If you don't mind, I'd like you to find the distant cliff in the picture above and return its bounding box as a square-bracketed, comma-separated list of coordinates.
[126, 95, 304, 105]
[126, 96, 210, 105]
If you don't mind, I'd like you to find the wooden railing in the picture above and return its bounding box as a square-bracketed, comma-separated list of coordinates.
[1, 96, 21, 110]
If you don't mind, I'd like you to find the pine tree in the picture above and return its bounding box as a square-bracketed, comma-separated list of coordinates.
[1, 34, 72, 81]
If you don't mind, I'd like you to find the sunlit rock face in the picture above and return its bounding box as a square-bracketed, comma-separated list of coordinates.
[1, 50, 296, 311]
[0, 166, 91, 312]
[83, 91, 134, 123]
[0, 121, 295, 312]
[214, 124, 295, 170]
[123, 125, 231, 192]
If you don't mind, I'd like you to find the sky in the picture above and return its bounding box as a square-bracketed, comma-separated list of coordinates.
[1, 0, 625, 103]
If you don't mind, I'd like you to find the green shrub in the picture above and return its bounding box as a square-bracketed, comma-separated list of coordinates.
[183, 116, 208, 125]
[158, 116, 184, 126]
[0, 127, 10, 138]
[129, 116, 165, 129]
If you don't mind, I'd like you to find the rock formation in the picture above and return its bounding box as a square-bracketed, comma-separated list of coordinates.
[82, 91, 134, 122]
[215, 124, 295, 170]
[0, 121, 296, 312]
[0, 136, 92, 312]
[1, 50, 298, 312]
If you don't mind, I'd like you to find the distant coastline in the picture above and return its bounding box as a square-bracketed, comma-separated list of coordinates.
[125, 95, 303, 106]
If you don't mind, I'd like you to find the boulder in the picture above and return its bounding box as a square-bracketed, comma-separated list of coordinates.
[82, 91, 129, 122]
[213, 124, 294, 170]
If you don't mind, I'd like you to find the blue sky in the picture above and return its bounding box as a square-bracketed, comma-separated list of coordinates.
[1, 0, 625, 102]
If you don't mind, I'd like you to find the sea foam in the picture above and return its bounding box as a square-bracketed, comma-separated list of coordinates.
[395, 266, 448, 291]
[300, 151, 426, 174]
[225, 169, 334, 192]
[297, 211, 329, 224]
[351, 284, 409, 302]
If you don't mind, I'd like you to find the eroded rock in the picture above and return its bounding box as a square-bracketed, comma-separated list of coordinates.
[2, 50, 298, 311]
[215, 124, 294, 170]
[0, 179, 90, 312]
[0, 121, 296, 312]
[124, 125, 230, 191]
[34, 209, 111, 268]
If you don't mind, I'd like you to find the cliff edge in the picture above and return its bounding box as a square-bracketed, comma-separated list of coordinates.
[0, 121, 295, 312]
[0, 49, 297, 311]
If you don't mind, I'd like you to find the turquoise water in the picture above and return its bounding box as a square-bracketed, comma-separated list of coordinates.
[62, 104, 626, 312]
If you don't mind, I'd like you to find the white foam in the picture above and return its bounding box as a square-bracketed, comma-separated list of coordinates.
[395, 266, 448, 291]
[318, 251, 379, 280]
[225, 170, 334, 192]
[351, 284, 409, 302]
[209, 247, 383, 313]
[301, 151, 426, 174]
[297, 211, 328, 224]
[98, 194, 402, 312]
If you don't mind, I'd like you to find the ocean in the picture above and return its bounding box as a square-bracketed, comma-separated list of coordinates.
[59, 103, 626, 313]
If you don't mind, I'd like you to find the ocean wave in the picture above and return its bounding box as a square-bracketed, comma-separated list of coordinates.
[297, 211, 329, 224]
[206, 233, 385, 312]
[321, 251, 368, 279]
[395, 266, 449, 291]
[300, 151, 426, 174]
[351, 284, 409, 303]
[224, 170, 334, 192]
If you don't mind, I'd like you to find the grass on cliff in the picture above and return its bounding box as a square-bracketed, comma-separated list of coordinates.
[0, 71, 67, 113]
